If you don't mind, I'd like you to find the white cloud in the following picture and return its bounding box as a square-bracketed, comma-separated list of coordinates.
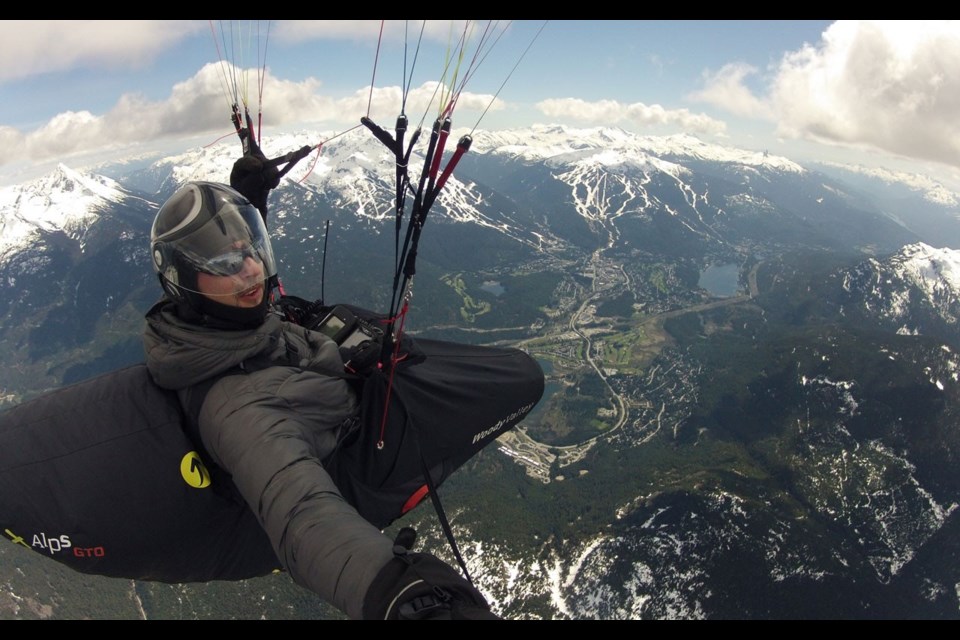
[771, 20, 960, 167]
[270, 20, 383, 43]
[5, 63, 503, 168]
[10, 63, 321, 166]
[535, 98, 726, 136]
[0, 127, 25, 158]
[0, 19, 524, 173]
[689, 62, 774, 120]
[363, 81, 503, 123]
[273, 20, 470, 45]
[0, 20, 471, 85]
[695, 20, 960, 169]
[0, 20, 203, 82]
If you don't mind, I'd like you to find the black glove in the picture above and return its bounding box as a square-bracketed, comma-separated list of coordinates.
[288, 144, 314, 164]
[230, 154, 279, 221]
[362, 550, 500, 620]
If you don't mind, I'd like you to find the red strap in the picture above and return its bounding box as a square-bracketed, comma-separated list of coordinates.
[376, 300, 410, 448]
[401, 484, 430, 515]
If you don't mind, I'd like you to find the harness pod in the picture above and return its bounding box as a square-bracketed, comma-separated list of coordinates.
[327, 337, 545, 529]
[0, 364, 278, 582]
[0, 337, 544, 583]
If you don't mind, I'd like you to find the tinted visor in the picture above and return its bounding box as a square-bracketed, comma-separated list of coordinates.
[204, 240, 266, 276]
[175, 198, 276, 280]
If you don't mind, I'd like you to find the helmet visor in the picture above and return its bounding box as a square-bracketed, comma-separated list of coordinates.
[174, 197, 277, 280]
[205, 240, 267, 276]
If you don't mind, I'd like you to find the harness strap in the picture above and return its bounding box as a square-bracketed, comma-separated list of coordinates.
[419, 452, 474, 585]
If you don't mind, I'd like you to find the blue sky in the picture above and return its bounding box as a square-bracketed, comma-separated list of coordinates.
[2, 20, 959, 189]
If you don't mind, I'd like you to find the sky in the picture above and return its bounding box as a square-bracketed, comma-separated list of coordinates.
[2, 20, 960, 191]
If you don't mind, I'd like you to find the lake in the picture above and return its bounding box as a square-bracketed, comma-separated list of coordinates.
[698, 263, 740, 297]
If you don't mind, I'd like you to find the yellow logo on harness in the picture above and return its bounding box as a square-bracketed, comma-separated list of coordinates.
[4, 528, 30, 548]
[180, 451, 212, 488]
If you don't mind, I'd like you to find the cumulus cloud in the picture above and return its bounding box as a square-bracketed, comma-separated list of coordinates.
[690, 62, 774, 120]
[270, 20, 383, 43]
[13, 63, 325, 166]
[273, 20, 469, 44]
[0, 19, 517, 172]
[0, 20, 492, 85]
[0, 20, 202, 82]
[364, 81, 503, 123]
[535, 97, 727, 136]
[0, 126, 25, 159]
[6, 63, 502, 167]
[770, 20, 960, 167]
[694, 21, 960, 169]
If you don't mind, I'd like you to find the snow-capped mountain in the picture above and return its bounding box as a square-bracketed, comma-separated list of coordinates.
[819, 162, 960, 208]
[3, 126, 960, 620]
[2, 124, 953, 272]
[813, 161, 960, 249]
[472, 124, 806, 174]
[0, 164, 148, 259]
[839, 242, 960, 336]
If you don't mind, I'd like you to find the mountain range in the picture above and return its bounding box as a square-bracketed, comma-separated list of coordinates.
[1, 124, 959, 619]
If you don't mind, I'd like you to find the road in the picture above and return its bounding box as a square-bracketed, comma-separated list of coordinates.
[499, 258, 761, 483]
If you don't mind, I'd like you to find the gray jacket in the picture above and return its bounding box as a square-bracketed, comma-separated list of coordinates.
[143, 300, 395, 619]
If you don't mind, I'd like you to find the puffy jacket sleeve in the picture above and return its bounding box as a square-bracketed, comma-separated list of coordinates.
[198, 366, 395, 619]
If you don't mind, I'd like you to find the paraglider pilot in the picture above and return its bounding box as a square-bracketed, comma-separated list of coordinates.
[143, 182, 500, 619]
